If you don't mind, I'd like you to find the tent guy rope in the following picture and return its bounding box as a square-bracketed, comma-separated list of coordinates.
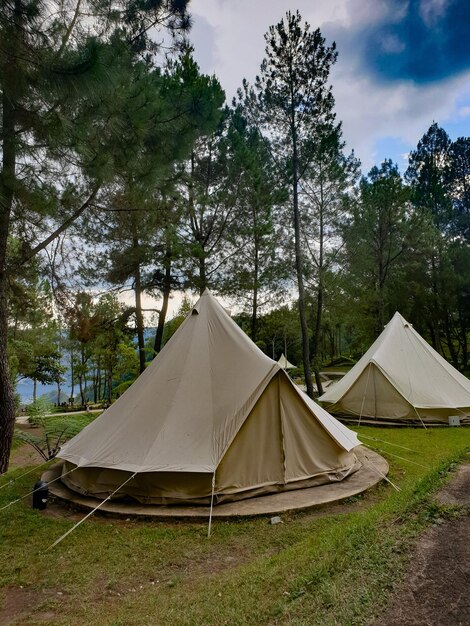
[0, 465, 78, 512]
[363, 450, 400, 492]
[0, 460, 52, 491]
[357, 434, 420, 453]
[48, 472, 137, 550]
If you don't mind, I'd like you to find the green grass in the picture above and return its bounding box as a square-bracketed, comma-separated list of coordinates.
[1, 427, 469, 625]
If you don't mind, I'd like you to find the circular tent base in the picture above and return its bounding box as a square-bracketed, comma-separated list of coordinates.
[43, 447, 387, 520]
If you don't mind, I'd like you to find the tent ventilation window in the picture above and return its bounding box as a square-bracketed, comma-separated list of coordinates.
[192, 309, 199, 315]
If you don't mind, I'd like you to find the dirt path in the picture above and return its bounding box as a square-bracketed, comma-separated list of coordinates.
[375, 464, 470, 626]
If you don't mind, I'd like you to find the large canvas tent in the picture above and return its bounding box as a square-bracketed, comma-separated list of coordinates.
[319, 312, 470, 424]
[59, 291, 360, 505]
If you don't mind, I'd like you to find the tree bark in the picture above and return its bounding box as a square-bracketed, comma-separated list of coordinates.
[312, 186, 324, 396]
[154, 253, 172, 353]
[133, 237, 146, 374]
[0, 17, 19, 472]
[251, 236, 259, 342]
[198, 251, 207, 295]
[0, 280, 16, 473]
[313, 285, 324, 396]
[291, 123, 314, 398]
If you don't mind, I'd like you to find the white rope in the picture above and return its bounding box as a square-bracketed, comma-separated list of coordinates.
[0, 465, 78, 512]
[363, 451, 401, 492]
[364, 444, 430, 470]
[358, 365, 372, 426]
[0, 460, 52, 491]
[357, 434, 420, 454]
[207, 471, 216, 539]
[47, 472, 137, 550]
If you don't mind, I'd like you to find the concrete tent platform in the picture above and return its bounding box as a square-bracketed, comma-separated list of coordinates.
[43, 447, 388, 520]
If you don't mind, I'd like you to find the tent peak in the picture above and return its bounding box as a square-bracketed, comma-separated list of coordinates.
[388, 311, 412, 328]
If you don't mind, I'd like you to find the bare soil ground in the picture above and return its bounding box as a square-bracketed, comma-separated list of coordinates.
[375, 464, 470, 626]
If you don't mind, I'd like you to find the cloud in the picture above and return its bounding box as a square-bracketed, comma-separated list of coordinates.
[357, 0, 470, 84]
[188, 0, 470, 171]
[190, 0, 350, 100]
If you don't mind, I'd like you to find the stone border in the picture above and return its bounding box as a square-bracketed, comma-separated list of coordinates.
[43, 446, 388, 520]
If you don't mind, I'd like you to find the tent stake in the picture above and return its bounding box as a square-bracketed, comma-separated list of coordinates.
[207, 471, 216, 538]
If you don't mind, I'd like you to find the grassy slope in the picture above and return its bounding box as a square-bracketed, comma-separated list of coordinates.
[0, 427, 469, 626]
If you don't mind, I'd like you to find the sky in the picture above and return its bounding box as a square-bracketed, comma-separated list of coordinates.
[188, 0, 470, 173]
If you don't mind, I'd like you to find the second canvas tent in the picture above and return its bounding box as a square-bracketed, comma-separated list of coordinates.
[319, 312, 470, 424]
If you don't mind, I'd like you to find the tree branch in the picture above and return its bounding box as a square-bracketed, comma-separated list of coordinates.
[18, 184, 101, 267]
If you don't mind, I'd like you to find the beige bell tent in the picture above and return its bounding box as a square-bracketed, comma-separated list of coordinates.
[277, 353, 296, 370]
[59, 290, 360, 505]
[319, 312, 470, 425]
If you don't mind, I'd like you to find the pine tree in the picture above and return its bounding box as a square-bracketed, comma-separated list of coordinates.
[238, 12, 338, 397]
[0, 0, 191, 472]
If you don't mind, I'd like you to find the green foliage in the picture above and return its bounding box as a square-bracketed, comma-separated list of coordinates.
[341, 160, 416, 342]
[16, 402, 96, 461]
[217, 109, 289, 338]
[256, 305, 301, 362]
[162, 296, 194, 345]
[405, 123, 470, 369]
[26, 399, 53, 427]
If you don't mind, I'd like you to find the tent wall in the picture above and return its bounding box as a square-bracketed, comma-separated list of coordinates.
[279, 374, 357, 480]
[325, 364, 412, 420]
[62, 371, 360, 505]
[324, 364, 470, 424]
[61, 463, 213, 505]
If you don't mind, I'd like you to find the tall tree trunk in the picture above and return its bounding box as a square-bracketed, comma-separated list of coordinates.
[70, 352, 75, 403]
[0, 17, 18, 472]
[154, 254, 172, 354]
[133, 237, 146, 374]
[251, 239, 259, 342]
[79, 375, 84, 405]
[198, 250, 207, 295]
[459, 313, 468, 371]
[430, 254, 440, 352]
[313, 285, 324, 395]
[93, 368, 98, 403]
[97, 366, 102, 402]
[33, 379, 37, 402]
[82, 351, 87, 404]
[292, 133, 314, 397]
[0, 279, 15, 473]
[444, 312, 459, 369]
[312, 190, 324, 396]
[102, 374, 107, 404]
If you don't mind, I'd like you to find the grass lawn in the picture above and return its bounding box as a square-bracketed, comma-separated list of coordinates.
[1, 427, 469, 626]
